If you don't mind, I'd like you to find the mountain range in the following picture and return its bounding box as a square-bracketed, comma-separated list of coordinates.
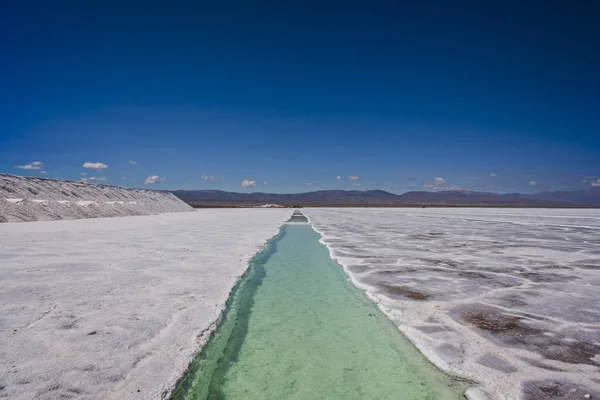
[172, 188, 600, 207]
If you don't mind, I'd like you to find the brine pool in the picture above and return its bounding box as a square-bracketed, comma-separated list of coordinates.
[171, 223, 469, 399]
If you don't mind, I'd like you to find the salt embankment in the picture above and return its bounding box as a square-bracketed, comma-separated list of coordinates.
[0, 209, 290, 399]
[305, 208, 600, 400]
[0, 174, 192, 222]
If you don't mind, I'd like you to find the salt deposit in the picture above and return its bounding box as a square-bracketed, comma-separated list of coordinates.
[304, 208, 600, 400]
[0, 209, 290, 399]
[0, 174, 192, 222]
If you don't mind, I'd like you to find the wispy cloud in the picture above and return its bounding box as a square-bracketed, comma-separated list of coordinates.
[529, 180, 537, 186]
[241, 179, 256, 187]
[489, 173, 498, 177]
[201, 175, 216, 182]
[144, 175, 165, 184]
[39, 170, 47, 174]
[583, 177, 600, 187]
[16, 161, 44, 170]
[80, 176, 107, 183]
[83, 162, 108, 169]
[422, 176, 462, 191]
[128, 160, 138, 165]
[351, 183, 361, 186]
[337, 175, 359, 181]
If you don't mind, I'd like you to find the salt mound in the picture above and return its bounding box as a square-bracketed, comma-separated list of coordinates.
[0, 174, 192, 223]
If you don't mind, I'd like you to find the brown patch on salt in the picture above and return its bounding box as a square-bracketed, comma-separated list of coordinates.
[457, 304, 600, 365]
[380, 284, 431, 300]
[461, 309, 524, 332]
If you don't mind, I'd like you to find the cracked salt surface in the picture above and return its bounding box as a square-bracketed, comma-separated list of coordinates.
[305, 208, 600, 400]
[0, 209, 290, 399]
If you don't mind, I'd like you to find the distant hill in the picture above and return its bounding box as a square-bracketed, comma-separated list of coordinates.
[172, 188, 600, 207]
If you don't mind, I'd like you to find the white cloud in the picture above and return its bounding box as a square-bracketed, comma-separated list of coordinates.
[16, 161, 44, 170]
[489, 173, 498, 177]
[529, 180, 537, 186]
[433, 177, 447, 184]
[305, 182, 314, 186]
[201, 175, 216, 182]
[241, 179, 256, 187]
[39, 170, 47, 174]
[263, 181, 268, 185]
[80, 172, 87, 176]
[337, 175, 360, 181]
[121, 177, 127, 180]
[83, 162, 108, 169]
[128, 160, 138, 165]
[584, 177, 600, 187]
[144, 175, 165, 184]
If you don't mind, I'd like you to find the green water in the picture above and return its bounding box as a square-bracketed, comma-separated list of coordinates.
[171, 224, 469, 400]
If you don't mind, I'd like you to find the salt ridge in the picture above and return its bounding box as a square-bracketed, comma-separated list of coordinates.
[0, 174, 192, 222]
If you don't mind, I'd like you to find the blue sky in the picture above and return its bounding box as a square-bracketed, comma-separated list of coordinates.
[1, 2, 599, 193]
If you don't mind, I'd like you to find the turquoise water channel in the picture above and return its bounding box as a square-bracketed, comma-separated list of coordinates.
[171, 223, 469, 400]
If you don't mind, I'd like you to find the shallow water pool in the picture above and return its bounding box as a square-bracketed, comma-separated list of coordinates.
[171, 223, 469, 399]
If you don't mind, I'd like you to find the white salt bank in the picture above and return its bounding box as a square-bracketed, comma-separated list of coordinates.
[304, 208, 600, 400]
[0, 209, 290, 399]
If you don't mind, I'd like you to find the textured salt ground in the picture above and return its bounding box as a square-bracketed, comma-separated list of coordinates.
[304, 208, 600, 400]
[0, 174, 192, 222]
[0, 209, 290, 399]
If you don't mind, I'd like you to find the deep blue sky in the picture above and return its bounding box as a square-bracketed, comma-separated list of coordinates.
[1, 1, 599, 193]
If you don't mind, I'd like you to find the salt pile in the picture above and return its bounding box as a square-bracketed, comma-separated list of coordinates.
[0, 174, 192, 222]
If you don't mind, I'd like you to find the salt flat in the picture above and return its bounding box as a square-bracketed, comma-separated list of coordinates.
[305, 208, 600, 400]
[0, 209, 289, 399]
